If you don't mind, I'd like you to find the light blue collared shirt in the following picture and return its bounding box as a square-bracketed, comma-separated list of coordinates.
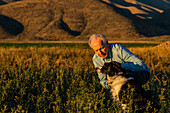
[93, 43, 150, 89]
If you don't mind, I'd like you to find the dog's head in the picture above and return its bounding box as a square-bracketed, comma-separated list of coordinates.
[96, 61, 123, 76]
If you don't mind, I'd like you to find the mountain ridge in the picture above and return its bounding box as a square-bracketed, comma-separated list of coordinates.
[0, 0, 170, 41]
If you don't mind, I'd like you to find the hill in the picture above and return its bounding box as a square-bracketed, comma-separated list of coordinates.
[0, 0, 170, 41]
[102, 0, 170, 19]
[153, 41, 170, 49]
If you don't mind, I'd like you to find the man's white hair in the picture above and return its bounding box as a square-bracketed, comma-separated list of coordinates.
[89, 34, 108, 48]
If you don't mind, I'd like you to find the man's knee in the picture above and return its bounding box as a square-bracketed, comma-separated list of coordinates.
[136, 71, 150, 85]
[126, 70, 150, 85]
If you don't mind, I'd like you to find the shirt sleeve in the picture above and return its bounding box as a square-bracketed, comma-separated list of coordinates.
[116, 44, 150, 72]
[98, 73, 110, 89]
[93, 55, 110, 89]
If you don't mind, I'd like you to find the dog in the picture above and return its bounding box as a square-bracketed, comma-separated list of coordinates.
[96, 61, 154, 112]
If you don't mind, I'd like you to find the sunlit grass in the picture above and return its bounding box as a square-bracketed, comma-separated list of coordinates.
[0, 42, 159, 48]
[0, 44, 169, 112]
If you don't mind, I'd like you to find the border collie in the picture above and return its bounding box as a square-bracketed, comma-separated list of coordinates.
[96, 61, 153, 112]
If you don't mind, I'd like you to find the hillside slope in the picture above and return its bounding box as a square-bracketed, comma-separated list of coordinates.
[102, 0, 170, 19]
[0, 0, 170, 41]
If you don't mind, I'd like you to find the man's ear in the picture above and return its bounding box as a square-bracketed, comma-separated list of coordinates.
[107, 43, 109, 48]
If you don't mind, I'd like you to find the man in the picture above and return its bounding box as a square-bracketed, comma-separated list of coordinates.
[89, 34, 150, 89]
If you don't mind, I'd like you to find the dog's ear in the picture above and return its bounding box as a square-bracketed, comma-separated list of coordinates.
[111, 61, 122, 72]
[96, 65, 109, 74]
[104, 62, 113, 67]
[97, 63, 112, 74]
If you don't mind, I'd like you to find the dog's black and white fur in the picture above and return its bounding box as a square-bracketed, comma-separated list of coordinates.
[96, 61, 153, 112]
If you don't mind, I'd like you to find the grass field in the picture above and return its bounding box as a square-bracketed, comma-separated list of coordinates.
[0, 43, 169, 112]
[0, 42, 159, 48]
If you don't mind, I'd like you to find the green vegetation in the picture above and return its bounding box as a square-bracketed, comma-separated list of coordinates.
[0, 44, 169, 112]
[0, 43, 159, 48]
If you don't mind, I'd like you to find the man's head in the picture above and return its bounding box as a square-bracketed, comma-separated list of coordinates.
[89, 34, 109, 59]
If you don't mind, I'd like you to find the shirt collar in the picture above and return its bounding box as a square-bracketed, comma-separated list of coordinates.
[104, 45, 112, 62]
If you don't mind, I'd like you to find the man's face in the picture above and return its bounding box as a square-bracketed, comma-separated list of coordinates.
[91, 38, 109, 59]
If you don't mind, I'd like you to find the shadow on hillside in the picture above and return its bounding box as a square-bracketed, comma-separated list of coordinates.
[60, 19, 81, 36]
[137, 0, 170, 11]
[0, 0, 7, 5]
[0, 0, 22, 5]
[104, 0, 170, 19]
[0, 15, 24, 35]
[99, 0, 170, 37]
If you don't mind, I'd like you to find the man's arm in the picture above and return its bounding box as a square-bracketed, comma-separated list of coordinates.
[115, 44, 149, 72]
[93, 55, 110, 89]
[116, 44, 150, 85]
[98, 73, 110, 89]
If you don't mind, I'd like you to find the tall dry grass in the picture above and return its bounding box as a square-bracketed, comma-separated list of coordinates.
[0, 45, 169, 112]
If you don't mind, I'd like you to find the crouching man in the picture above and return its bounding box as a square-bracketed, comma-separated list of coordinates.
[89, 34, 150, 89]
